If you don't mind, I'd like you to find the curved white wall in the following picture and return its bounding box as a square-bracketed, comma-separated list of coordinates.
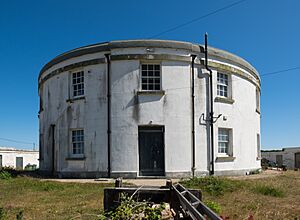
[39, 41, 261, 178]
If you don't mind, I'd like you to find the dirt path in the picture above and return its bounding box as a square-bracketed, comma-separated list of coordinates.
[40, 169, 283, 185]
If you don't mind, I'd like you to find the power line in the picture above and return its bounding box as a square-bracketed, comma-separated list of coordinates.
[148, 0, 248, 39]
[261, 66, 300, 77]
[0, 137, 34, 145]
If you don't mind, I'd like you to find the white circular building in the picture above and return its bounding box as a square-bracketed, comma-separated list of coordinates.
[38, 40, 261, 178]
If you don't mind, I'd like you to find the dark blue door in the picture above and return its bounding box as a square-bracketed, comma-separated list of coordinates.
[139, 126, 165, 176]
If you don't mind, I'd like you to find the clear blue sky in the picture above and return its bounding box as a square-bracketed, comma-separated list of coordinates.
[0, 0, 299, 150]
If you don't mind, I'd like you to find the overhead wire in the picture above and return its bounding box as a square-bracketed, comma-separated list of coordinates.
[0, 137, 35, 145]
[148, 0, 248, 39]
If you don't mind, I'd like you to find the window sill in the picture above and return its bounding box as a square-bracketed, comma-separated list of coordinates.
[137, 90, 165, 96]
[256, 108, 261, 114]
[65, 156, 86, 161]
[215, 156, 236, 162]
[66, 96, 85, 103]
[215, 96, 235, 104]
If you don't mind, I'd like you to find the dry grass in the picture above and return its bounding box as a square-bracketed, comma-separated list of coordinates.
[0, 171, 299, 219]
[0, 176, 112, 219]
[182, 170, 300, 219]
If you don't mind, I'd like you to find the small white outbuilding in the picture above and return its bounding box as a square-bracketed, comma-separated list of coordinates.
[0, 147, 39, 170]
[262, 147, 300, 169]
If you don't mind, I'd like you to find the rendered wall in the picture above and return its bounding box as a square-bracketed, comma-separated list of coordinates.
[39, 41, 261, 177]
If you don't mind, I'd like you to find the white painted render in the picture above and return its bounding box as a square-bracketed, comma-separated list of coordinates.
[0, 147, 39, 169]
[262, 147, 300, 169]
[38, 40, 261, 177]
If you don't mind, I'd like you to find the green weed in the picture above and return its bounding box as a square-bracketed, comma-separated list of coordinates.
[0, 170, 12, 180]
[0, 207, 6, 220]
[180, 176, 240, 196]
[205, 200, 221, 214]
[253, 184, 285, 197]
[107, 193, 166, 220]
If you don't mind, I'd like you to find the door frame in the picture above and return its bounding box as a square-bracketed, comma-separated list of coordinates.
[138, 125, 165, 177]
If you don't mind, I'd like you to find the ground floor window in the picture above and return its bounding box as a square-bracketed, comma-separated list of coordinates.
[71, 129, 84, 156]
[257, 133, 261, 158]
[218, 128, 232, 156]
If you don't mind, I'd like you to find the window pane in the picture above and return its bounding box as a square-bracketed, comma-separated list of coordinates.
[142, 65, 147, 71]
[142, 71, 147, 77]
[148, 71, 153, 77]
[148, 84, 154, 90]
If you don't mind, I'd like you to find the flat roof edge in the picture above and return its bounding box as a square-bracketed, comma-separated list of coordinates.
[39, 39, 259, 80]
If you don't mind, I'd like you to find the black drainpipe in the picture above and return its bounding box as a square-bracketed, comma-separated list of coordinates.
[51, 124, 55, 176]
[105, 54, 111, 178]
[205, 33, 215, 175]
[191, 54, 197, 177]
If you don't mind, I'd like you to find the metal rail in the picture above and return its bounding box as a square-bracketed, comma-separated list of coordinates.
[172, 183, 222, 220]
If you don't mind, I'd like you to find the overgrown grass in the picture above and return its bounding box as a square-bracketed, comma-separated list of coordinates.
[180, 176, 241, 196]
[0, 176, 113, 219]
[252, 184, 285, 197]
[0, 171, 299, 219]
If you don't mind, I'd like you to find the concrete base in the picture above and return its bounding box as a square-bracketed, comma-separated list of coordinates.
[214, 168, 261, 176]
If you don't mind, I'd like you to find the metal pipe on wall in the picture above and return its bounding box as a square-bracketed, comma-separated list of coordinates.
[105, 54, 111, 178]
[191, 54, 197, 177]
[204, 33, 215, 175]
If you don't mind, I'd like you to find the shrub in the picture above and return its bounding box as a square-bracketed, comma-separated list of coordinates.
[107, 193, 166, 220]
[253, 184, 285, 197]
[180, 176, 239, 196]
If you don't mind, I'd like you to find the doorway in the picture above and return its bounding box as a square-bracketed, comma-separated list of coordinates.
[295, 152, 300, 169]
[16, 157, 23, 170]
[138, 126, 165, 176]
[276, 155, 283, 167]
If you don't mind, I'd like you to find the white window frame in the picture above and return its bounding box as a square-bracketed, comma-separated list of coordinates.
[71, 70, 85, 98]
[217, 72, 231, 98]
[71, 129, 84, 157]
[218, 128, 233, 156]
[140, 63, 162, 91]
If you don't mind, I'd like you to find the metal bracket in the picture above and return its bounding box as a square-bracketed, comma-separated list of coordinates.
[199, 113, 222, 125]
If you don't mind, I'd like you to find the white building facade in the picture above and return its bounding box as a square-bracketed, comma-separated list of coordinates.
[38, 40, 261, 178]
[0, 147, 39, 170]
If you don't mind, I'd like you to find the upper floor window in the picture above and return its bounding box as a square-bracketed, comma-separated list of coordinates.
[217, 73, 229, 98]
[256, 88, 260, 112]
[72, 129, 84, 156]
[218, 128, 232, 156]
[141, 64, 161, 91]
[72, 71, 84, 97]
